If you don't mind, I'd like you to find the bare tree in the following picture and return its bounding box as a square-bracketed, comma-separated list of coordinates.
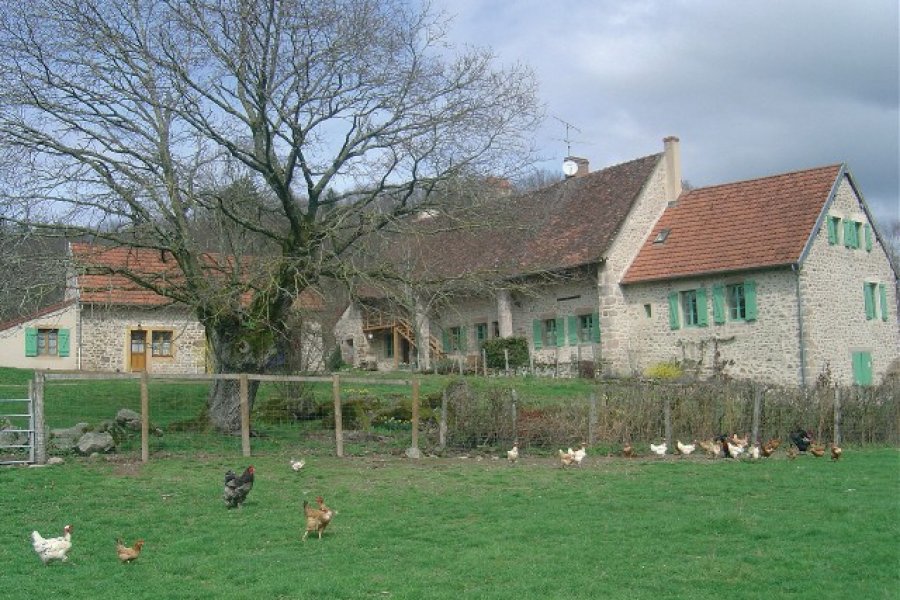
[0, 0, 541, 432]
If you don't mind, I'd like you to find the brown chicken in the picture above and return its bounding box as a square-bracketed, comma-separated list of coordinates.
[810, 444, 826, 458]
[558, 448, 576, 467]
[302, 496, 335, 541]
[830, 444, 842, 461]
[787, 446, 798, 460]
[730, 433, 749, 448]
[116, 538, 144, 563]
[761, 438, 781, 457]
[698, 439, 719, 458]
[622, 443, 635, 458]
[764, 438, 782, 451]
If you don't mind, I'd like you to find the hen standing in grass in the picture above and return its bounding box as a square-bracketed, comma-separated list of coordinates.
[32, 525, 73, 565]
[116, 538, 145, 563]
[223, 465, 255, 509]
[302, 496, 335, 541]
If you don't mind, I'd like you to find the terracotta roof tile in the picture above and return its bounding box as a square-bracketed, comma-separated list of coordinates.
[622, 164, 842, 284]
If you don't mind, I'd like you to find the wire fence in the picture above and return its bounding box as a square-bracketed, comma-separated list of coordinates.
[10, 372, 899, 464]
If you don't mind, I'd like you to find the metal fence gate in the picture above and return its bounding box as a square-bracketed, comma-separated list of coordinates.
[0, 388, 35, 465]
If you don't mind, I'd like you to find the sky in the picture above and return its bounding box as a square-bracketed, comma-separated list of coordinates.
[442, 0, 899, 230]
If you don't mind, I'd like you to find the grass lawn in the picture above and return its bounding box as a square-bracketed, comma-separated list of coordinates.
[1, 448, 897, 599]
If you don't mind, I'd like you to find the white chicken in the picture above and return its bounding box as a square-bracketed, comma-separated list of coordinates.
[650, 442, 667, 457]
[32, 525, 73, 565]
[506, 444, 519, 464]
[749, 445, 761, 460]
[572, 444, 587, 466]
[290, 459, 306, 472]
[727, 441, 745, 459]
[675, 440, 696, 456]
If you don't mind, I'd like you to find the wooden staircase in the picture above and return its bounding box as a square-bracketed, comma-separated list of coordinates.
[393, 317, 444, 361]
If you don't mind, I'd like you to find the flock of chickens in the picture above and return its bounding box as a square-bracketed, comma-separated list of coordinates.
[30, 459, 335, 566]
[506, 428, 843, 467]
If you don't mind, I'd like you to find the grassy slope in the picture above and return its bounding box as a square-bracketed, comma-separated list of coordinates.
[1, 449, 897, 600]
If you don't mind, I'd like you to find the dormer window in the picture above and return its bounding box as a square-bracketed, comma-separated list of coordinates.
[654, 229, 670, 244]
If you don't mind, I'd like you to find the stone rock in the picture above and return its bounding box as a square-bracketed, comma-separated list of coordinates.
[76, 431, 115, 455]
[51, 423, 90, 451]
[47, 457, 65, 466]
[405, 446, 422, 459]
[115, 408, 142, 430]
[0, 420, 28, 447]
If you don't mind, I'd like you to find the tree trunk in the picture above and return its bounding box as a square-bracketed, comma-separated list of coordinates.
[205, 321, 276, 433]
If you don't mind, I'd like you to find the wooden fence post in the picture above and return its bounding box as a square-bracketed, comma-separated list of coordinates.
[410, 378, 420, 452]
[751, 384, 762, 447]
[588, 393, 597, 445]
[33, 371, 46, 465]
[482, 349, 487, 377]
[239, 374, 250, 458]
[510, 388, 518, 441]
[332, 373, 343, 458]
[664, 394, 672, 449]
[833, 386, 841, 446]
[141, 371, 149, 463]
[439, 388, 448, 450]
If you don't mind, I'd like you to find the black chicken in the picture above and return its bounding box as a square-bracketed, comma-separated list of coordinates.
[223, 465, 255, 508]
[789, 428, 812, 452]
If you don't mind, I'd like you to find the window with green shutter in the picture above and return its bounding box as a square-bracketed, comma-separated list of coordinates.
[58, 328, 70, 357]
[555, 317, 565, 347]
[726, 283, 747, 320]
[864, 224, 873, 252]
[475, 322, 488, 346]
[826, 216, 840, 245]
[668, 292, 680, 330]
[879, 283, 888, 321]
[542, 318, 557, 347]
[863, 283, 877, 320]
[567, 315, 579, 346]
[852, 351, 873, 386]
[441, 329, 450, 353]
[696, 288, 708, 327]
[681, 290, 699, 327]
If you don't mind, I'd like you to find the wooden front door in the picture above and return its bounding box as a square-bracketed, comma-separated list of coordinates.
[130, 330, 147, 372]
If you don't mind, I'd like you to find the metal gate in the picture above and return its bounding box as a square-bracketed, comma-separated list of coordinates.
[0, 391, 35, 465]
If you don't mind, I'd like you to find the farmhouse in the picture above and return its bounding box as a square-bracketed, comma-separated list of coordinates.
[0, 243, 325, 374]
[335, 137, 899, 386]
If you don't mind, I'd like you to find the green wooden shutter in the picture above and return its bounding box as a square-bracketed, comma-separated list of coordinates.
[843, 220, 853, 248]
[532, 319, 542, 350]
[667, 292, 680, 330]
[864, 224, 873, 252]
[852, 351, 873, 386]
[826, 217, 837, 245]
[459, 326, 467, 352]
[567, 316, 579, 345]
[744, 281, 758, 321]
[863, 284, 875, 320]
[555, 317, 565, 347]
[712, 284, 726, 324]
[879, 283, 889, 321]
[441, 330, 450, 353]
[25, 327, 38, 357]
[696, 288, 708, 326]
[591, 311, 601, 343]
[58, 328, 70, 357]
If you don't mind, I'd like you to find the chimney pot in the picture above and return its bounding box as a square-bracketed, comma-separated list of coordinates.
[663, 136, 682, 203]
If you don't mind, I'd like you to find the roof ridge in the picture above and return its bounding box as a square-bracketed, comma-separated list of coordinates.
[685, 163, 843, 195]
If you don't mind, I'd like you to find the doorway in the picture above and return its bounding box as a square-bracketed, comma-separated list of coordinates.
[130, 330, 147, 372]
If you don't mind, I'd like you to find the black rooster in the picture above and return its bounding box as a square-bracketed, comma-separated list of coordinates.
[223, 465, 255, 509]
[789, 428, 812, 452]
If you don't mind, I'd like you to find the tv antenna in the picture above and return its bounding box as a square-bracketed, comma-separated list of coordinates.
[552, 116, 583, 156]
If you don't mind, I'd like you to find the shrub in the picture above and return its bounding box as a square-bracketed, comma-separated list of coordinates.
[326, 346, 344, 371]
[644, 361, 683, 380]
[483, 337, 529, 369]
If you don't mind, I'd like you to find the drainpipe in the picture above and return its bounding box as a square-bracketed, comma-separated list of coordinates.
[792, 263, 807, 388]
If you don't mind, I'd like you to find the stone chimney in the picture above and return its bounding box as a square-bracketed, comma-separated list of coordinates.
[663, 136, 682, 203]
[564, 156, 590, 178]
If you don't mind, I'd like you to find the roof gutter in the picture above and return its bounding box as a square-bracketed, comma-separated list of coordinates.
[792, 262, 807, 388]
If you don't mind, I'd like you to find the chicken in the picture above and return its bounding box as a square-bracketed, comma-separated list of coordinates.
[290, 459, 306, 472]
[698, 439, 719, 458]
[116, 538, 144, 563]
[622, 443, 635, 458]
[507, 444, 519, 464]
[676, 440, 696, 456]
[761, 439, 780, 457]
[789, 428, 812, 452]
[558, 448, 576, 467]
[749, 445, 760, 460]
[830, 444, 842, 461]
[810, 444, 826, 458]
[787, 446, 798, 460]
[730, 433, 749, 448]
[302, 496, 335, 541]
[32, 525, 73, 565]
[223, 465, 255, 509]
[726, 441, 745, 459]
[572, 444, 587, 466]
[649, 442, 667, 457]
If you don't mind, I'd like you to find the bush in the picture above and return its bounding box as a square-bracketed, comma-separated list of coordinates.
[644, 361, 683, 380]
[326, 346, 344, 371]
[483, 337, 529, 369]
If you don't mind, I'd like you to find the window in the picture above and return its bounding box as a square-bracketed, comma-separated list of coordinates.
[865, 282, 890, 321]
[442, 326, 466, 353]
[577, 313, 600, 343]
[531, 318, 563, 349]
[385, 335, 394, 358]
[681, 291, 700, 327]
[25, 327, 69, 357]
[852, 351, 872, 386]
[653, 228, 670, 244]
[727, 284, 747, 320]
[475, 322, 488, 346]
[844, 220, 861, 249]
[864, 283, 877, 320]
[644, 304, 652, 318]
[669, 289, 709, 329]
[542, 318, 558, 347]
[152, 331, 173, 357]
[491, 321, 500, 338]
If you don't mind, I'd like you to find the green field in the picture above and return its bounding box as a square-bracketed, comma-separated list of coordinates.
[1, 448, 898, 599]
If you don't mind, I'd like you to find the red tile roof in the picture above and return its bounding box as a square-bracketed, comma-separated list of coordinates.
[70, 243, 323, 309]
[621, 164, 842, 284]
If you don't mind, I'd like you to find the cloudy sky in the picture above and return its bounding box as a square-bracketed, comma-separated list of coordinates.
[443, 0, 899, 229]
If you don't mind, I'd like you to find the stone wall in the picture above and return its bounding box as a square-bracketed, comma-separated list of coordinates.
[79, 304, 207, 374]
